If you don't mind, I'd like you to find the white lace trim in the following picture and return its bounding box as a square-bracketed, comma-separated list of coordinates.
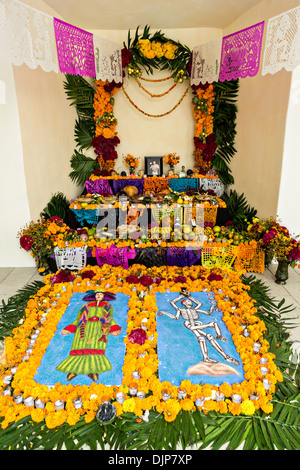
[262, 6, 300, 75]
[93, 35, 122, 83]
[0, 0, 59, 73]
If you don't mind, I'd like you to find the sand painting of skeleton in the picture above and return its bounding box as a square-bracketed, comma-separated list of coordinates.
[157, 290, 241, 386]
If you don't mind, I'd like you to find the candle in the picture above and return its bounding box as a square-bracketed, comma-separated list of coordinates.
[2, 387, 11, 396]
[101, 395, 110, 404]
[195, 394, 203, 407]
[162, 389, 171, 401]
[232, 394, 242, 404]
[11, 366, 18, 375]
[116, 392, 125, 404]
[24, 396, 34, 408]
[55, 400, 64, 410]
[73, 397, 82, 409]
[137, 391, 145, 400]
[263, 379, 270, 390]
[35, 398, 45, 409]
[253, 342, 261, 352]
[260, 357, 268, 364]
[260, 366, 269, 376]
[178, 388, 186, 399]
[216, 392, 225, 402]
[129, 382, 138, 395]
[13, 394, 23, 404]
[3, 374, 12, 384]
[132, 371, 141, 380]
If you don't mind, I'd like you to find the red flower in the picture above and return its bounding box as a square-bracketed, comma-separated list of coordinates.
[139, 275, 153, 287]
[121, 48, 132, 68]
[81, 270, 96, 280]
[91, 135, 120, 162]
[49, 216, 64, 226]
[20, 235, 33, 251]
[128, 328, 147, 345]
[207, 273, 223, 281]
[173, 276, 187, 283]
[126, 274, 139, 284]
[288, 248, 300, 261]
[50, 270, 75, 284]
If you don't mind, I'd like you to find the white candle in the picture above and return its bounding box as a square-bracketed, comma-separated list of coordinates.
[263, 379, 270, 390]
[55, 400, 64, 410]
[73, 398, 82, 409]
[253, 343, 261, 352]
[260, 357, 268, 364]
[132, 371, 140, 380]
[137, 391, 145, 400]
[3, 374, 12, 384]
[35, 398, 45, 409]
[24, 396, 34, 407]
[232, 394, 242, 404]
[116, 392, 125, 404]
[14, 394, 23, 404]
[260, 366, 269, 376]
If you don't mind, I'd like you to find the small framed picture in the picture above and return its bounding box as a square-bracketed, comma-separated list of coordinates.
[144, 156, 163, 177]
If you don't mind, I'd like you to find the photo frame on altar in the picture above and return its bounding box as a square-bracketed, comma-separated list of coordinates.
[144, 156, 163, 177]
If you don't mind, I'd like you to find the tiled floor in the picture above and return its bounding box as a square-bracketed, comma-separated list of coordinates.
[0, 264, 300, 344]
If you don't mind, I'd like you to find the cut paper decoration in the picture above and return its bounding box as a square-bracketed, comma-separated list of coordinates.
[0, 0, 59, 73]
[53, 17, 95, 77]
[191, 38, 222, 85]
[93, 35, 123, 83]
[219, 21, 265, 81]
[262, 6, 300, 75]
[54, 246, 87, 270]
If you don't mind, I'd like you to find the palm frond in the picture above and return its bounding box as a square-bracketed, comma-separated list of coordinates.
[40, 192, 70, 222]
[69, 150, 98, 187]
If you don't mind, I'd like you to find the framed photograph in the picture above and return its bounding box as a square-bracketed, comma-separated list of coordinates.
[144, 156, 163, 177]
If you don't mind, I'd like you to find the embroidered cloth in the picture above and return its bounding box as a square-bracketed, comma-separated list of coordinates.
[191, 38, 222, 85]
[0, 0, 59, 72]
[54, 246, 87, 270]
[93, 35, 123, 83]
[262, 6, 300, 75]
[95, 244, 136, 269]
[53, 17, 95, 77]
[85, 178, 113, 195]
[219, 21, 265, 81]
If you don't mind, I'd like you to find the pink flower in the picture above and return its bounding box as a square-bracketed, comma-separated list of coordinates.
[128, 328, 147, 345]
[288, 248, 300, 261]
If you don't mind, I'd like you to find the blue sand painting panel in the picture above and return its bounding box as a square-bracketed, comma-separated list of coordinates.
[155, 292, 245, 386]
[34, 292, 129, 387]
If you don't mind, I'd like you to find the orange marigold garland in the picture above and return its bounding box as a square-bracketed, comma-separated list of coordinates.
[91, 80, 122, 173]
[0, 264, 284, 430]
[192, 83, 217, 172]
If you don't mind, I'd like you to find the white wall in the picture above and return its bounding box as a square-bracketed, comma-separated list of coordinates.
[0, 61, 35, 267]
[277, 65, 300, 237]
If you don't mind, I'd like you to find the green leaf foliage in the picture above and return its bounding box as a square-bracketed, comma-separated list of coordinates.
[212, 79, 239, 186]
[40, 192, 70, 222]
[69, 149, 98, 187]
[222, 189, 257, 229]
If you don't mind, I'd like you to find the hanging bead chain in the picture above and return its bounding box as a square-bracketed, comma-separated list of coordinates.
[121, 85, 190, 118]
[134, 77, 178, 98]
[139, 75, 173, 82]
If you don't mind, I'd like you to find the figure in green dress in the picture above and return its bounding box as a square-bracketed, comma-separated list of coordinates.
[56, 291, 121, 382]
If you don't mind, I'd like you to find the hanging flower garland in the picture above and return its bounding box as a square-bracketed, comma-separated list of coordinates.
[90, 26, 219, 175]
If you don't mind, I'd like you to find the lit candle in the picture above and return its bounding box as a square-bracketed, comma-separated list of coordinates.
[162, 390, 171, 401]
[178, 388, 186, 399]
[129, 382, 138, 395]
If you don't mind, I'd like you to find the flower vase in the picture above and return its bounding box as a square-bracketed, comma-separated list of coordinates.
[275, 260, 289, 285]
[168, 166, 174, 177]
